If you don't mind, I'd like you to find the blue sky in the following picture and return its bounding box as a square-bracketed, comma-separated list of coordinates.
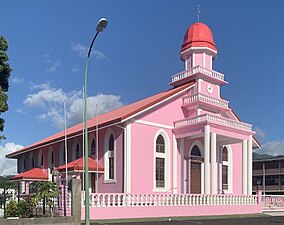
[1, 0, 284, 174]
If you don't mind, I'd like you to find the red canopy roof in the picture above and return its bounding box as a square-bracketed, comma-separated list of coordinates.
[11, 168, 48, 181]
[55, 157, 104, 173]
[7, 82, 194, 158]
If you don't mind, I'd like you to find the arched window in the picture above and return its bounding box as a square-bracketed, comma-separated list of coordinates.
[222, 146, 229, 191]
[23, 158, 26, 170]
[155, 134, 166, 188]
[91, 139, 96, 156]
[108, 134, 114, 179]
[156, 135, 165, 153]
[62, 146, 66, 162]
[104, 131, 115, 181]
[191, 145, 201, 157]
[76, 143, 80, 159]
[51, 151, 54, 164]
[41, 154, 44, 166]
[32, 157, 35, 168]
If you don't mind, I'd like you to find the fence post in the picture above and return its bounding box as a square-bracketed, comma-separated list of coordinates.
[71, 178, 81, 224]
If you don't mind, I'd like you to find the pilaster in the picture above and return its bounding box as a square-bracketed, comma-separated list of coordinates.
[204, 125, 210, 194]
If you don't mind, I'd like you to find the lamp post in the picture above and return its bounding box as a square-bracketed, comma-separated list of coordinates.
[84, 18, 108, 225]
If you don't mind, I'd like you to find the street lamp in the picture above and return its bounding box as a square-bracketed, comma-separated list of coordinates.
[84, 18, 108, 225]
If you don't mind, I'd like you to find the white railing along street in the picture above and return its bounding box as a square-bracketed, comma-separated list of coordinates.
[262, 195, 284, 210]
[183, 93, 229, 109]
[174, 114, 252, 131]
[171, 66, 225, 83]
[82, 193, 258, 207]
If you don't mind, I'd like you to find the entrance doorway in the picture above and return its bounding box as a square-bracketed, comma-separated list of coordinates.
[190, 161, 201, 194]
[188, 144, 203, 194]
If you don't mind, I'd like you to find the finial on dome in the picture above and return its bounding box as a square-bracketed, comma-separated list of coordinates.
[197, 4, 201, 22]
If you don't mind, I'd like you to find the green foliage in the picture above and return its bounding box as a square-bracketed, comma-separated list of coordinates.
[30, 181, 60, 216]
[0, 35, 12, 140]
[0, 175, 16, 189]
[17, 199, 33, 218]
[6, 200, 18, 217]
[6, 199, 33, 218]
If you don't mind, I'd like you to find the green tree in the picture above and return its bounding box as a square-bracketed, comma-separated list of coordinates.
[30, 181, 60, 216]
[0, 36, 12, 140]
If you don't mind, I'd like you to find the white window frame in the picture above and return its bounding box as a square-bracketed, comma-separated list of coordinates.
[222, 145, 233, 193]
[103, 129, 116, 183]
[153, 129, 170, 192]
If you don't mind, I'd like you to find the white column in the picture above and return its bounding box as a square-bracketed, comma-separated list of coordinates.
[187, 158, 191, 194]
[242, 140, 248, 195]
[204, 125, 210, 194]
[124, 121, 132, 193]
[180, 138, 185, 193]
[211, 133, 217, 194]
[247, 135, 253, 195]
[172, 135, 178, 194]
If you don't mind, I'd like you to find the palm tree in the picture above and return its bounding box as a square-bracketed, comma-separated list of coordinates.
[30, 181, 60, 216]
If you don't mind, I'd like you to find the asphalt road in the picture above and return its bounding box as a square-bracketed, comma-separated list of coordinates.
[89, 216, 284, 225]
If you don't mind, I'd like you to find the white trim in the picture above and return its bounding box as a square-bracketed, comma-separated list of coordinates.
[188, 140, 204, 194]
[217, 85, 220, 98]
[204, 125, 210, 194]
[181, 46, 217, 57]
[242, 140, 248, 195]
[122, 85, 195, 124]
[180, 138, 185, 194]
[103, 128, 116, 182]
[247, 136, 253, 195]
[211, 133, 217, 194]
[132, 119, 173, 129]
[222, 145, 233, 194]
[125, 121, 132, 193]
[210, 55, 212, 70]
[201, 162, 204, 194]
[203, 52, 206, 67]
[153, 129, 170, 192]
[172, 133, 178, 194]
[192, 52, 195, 67]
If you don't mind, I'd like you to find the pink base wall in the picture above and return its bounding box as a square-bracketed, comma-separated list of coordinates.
[81, 204, 261, 220]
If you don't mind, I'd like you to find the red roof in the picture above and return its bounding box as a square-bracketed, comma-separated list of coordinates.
[11, 168, 48, 181]
[181, 22, 217, 53]
[55, 157, 104, 173]
[6, 82, 194, 158]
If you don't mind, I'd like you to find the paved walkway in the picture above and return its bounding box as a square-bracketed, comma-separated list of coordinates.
[89, 215, 284, 225]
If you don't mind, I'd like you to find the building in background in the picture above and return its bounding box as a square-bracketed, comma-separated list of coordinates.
[253, 157, 284, 194]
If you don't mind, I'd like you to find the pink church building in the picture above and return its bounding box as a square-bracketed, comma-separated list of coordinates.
[6, 22, 262, 219]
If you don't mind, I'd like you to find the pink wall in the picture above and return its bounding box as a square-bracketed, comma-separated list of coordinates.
[84, 201, 261, 220]
[194, 53, 203, 67]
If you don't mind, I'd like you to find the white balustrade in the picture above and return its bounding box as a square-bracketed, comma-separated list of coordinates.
[84, 193, 258, 208]
[174, 114, 252, 131]
[171, 66, 225, 83]
[183, 93, 229, 109]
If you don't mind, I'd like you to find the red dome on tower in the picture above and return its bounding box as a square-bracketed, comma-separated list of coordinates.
[181, 22, 217, 53]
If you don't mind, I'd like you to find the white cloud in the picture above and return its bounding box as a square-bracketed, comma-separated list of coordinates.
[253, 126, 266, 142]
[15, 109, 23, 113]
[71, 43, 108, 60]
[0, 142, 23, 175]
[43, 55, 61, 72]
[72, 65, 80, 72]
[256, 140, 284, 156]
[23, 83, 123, 129]
[11, 77, 23, 84]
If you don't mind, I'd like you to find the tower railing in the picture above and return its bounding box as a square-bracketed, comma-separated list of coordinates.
[174, 114, 252, 131]
[171, 65, 225, 83]
[183, 93, 229, 109]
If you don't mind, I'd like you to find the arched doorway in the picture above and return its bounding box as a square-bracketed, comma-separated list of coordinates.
[190, 145, 203, 194]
